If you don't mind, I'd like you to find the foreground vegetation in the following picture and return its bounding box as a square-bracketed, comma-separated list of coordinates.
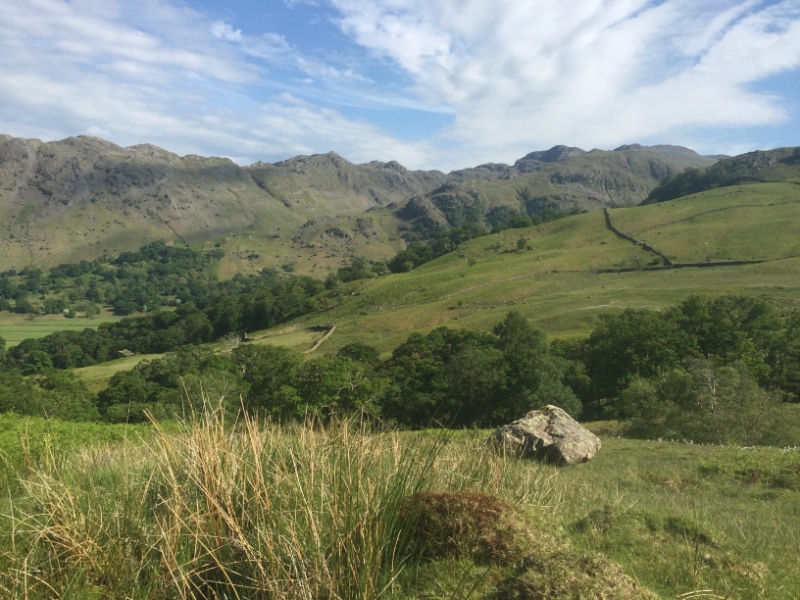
[0, 410, 797, 599]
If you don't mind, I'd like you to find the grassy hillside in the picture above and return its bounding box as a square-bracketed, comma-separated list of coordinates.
[214, 212, 406, 279]
[263, 185, 800, 353]
[612, 182, 800, 264]
[9, 180, 799, 394]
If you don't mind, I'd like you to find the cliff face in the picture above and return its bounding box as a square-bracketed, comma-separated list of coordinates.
[393, 145, 719, 239]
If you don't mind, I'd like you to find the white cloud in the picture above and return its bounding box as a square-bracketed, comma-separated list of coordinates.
[211, 21, 242, 42]
[329, 0, 800, 164]
[0, 0, 435, 167]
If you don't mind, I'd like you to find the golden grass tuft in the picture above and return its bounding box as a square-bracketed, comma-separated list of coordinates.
[0, 400, 564, 599]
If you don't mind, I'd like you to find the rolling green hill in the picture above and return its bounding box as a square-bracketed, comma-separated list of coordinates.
[613, 181, 800, 264]
[256, 183, 800, 353]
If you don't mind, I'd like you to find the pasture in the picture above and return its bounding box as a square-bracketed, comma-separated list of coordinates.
[0, 312, 117, 347]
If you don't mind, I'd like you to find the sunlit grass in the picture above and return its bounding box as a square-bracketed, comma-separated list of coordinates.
[0, 312, 118, 347]
[0, 409, 797, 599]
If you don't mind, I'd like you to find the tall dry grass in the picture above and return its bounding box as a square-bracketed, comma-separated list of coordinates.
[0, 400, 562, 599]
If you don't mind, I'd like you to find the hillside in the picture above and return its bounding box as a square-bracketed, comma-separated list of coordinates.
[254, 184, 800, 353]
[0, 134, 716, 275]
[643, 146, 800, 204]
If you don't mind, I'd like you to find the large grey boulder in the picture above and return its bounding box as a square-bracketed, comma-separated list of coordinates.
[490, 405, 601, 465]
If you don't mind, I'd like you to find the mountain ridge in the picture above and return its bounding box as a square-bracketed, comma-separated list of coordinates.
[0, 134, 718, 273]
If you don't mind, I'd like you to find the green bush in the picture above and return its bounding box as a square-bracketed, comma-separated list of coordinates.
[621, 360, 798, 446]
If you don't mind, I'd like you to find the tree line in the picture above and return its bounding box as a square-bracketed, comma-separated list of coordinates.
[4, 273, 323, 371]
[2, 295, 797, 445]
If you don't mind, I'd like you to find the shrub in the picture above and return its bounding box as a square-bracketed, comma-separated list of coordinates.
[621, 360, 798, 446]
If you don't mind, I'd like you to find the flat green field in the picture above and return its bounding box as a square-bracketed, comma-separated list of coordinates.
[0, 313, 118, 347]
[74, 354, 165, 393]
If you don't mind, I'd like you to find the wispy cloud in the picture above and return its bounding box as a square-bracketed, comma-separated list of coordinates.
[330, 0, 800, 164]
[0, 0, 425, 166]
[0, 0, 798, 171]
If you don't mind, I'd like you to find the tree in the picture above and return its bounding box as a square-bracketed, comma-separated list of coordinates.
[22, 350, 54, 375]
[338, 342, 381, 366]
[380, 328, 501, 427]
[493, 311, 580, 418]
[293, 356, 388, 418]
[670, 295, 779, 380]
[233, 345, 303, 417]
[586, 309, 699, 415]
[33, 370, 101, 421]
[621, 361, 793, 446]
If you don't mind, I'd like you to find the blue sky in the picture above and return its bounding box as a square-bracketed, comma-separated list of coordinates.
[1, 0, 799, 171]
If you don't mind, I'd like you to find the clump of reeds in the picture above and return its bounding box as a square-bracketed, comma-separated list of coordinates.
[1, 400, 563, 599]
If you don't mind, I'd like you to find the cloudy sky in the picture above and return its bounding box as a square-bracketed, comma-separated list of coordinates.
[1, 0, 799, 171]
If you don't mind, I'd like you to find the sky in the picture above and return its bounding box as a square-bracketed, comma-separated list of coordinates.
[1, 0, 799, 172]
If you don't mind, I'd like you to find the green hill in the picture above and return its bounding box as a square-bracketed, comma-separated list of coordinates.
[259, 184, 800, 353]
[613, 181, 800, 264]
[644, 146, 800, 204]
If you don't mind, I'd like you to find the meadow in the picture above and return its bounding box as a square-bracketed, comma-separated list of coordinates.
[273, 200, 800, 354]
[0, 312, 117, 347]
[0, 409, 797, 599]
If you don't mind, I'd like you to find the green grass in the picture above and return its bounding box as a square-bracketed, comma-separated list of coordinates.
[611, 182, 800, 264]
[0, 413, 797, 599]
[74, 353, 166, 392]
[0, 313, 118, 347]
[560, 437, 800, 599]
[0, 413, 161, 489]
[262, 197, 800, 353]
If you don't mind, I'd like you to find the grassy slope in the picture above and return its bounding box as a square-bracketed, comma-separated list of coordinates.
[214, 211, 406, 279]
[612, 181, 800, 264]
[265, 186, 800, 353]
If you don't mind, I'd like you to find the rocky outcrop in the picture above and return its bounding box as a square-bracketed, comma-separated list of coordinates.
[490, 405, 601, 465]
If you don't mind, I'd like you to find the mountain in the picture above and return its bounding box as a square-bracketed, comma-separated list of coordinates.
[0, 135, 445, 272]
[391, 144, 718, 239]
[0, 134, 717, 274]
[643, 146, 800, 204]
